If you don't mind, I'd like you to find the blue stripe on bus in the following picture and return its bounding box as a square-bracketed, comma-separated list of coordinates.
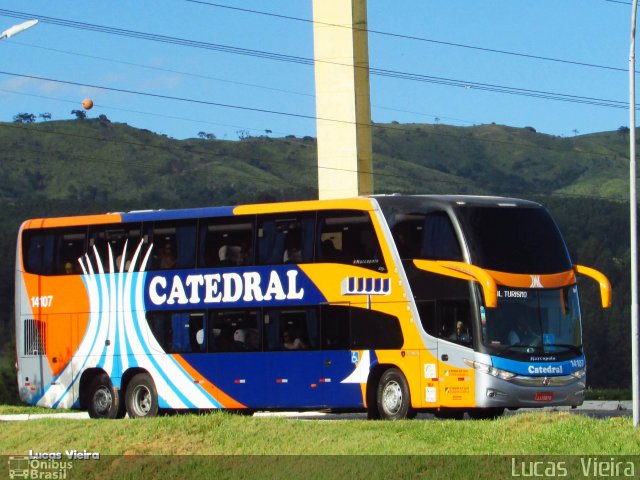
[491, 354, 585, 377]
[121, 206, 236, 223]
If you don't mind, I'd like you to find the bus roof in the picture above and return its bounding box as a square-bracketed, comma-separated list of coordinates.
[19, 195, 544, 230]
[371, 194, 543, 209]
[19, 197, 377, 229]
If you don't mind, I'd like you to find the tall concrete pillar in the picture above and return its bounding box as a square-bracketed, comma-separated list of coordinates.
[312, 0, 373, 199]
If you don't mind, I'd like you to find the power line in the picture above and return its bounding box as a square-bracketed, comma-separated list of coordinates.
[8, 40, 477, 126]
[184, 0, 634, 74]
[1, 67, 634, 159]
[0, 87, 298, 137]
[0, 68, 631, 161]
[0, 9, 630, 109]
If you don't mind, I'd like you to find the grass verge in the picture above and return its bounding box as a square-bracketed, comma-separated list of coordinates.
[1, 410, 638, 456]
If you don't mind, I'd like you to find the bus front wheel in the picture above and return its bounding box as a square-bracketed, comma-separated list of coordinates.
[125, 373, 159, 418]
[87, 374, 124, 419]
[376, 368, 414, 420]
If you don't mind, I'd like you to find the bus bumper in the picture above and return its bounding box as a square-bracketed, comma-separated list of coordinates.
[474, 372, 586, 408]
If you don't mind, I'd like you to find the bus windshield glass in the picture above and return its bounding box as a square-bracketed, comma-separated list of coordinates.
[456, 206, 572, 274]
[482, 286, 582, 355]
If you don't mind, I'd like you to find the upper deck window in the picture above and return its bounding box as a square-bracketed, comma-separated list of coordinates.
[391, 211, 463, 261]
[317, 210, 386, 272]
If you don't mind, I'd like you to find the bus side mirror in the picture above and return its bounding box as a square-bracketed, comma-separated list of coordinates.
[413, 260, 498, 308]
[574, 265, 612, 309]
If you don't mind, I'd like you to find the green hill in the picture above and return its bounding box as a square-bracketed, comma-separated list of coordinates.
[0, 119, 632, 209]
[0, 118, 632, 402]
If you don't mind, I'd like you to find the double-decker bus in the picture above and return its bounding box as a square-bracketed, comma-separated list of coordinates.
[15, 195, 610, 419]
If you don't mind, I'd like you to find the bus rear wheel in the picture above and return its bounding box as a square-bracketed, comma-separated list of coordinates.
[87, 374, 124, 419]
[376, 368, 414, 420]
[125, 373, 158, 418]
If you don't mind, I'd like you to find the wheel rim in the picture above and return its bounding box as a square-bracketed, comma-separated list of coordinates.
[382, 380, 403, 415]
[93, 386, 112, 415]
[131, 384, 152, 416]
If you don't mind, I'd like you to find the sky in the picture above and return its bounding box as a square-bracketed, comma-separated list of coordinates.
[0, 0, 635, 141]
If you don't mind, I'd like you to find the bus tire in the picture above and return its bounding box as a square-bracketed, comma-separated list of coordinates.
[468, 407, 505, 420]
[125, 373, 158, 418]
[87, 374, 124, 419]
[376, 368, 414, 420]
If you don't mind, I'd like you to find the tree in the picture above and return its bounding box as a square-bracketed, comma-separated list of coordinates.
[13, 113, 35, 124]
[39, 113, 52, 122]
[198, 131, 216, 140]
[71, 109, 87, 120]
[236, 130, 251, 140]
[618, 126, 630, 138]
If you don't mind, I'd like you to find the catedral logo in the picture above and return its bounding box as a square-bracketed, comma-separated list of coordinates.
[528, 365, 563, 375]
[144, 266, 325, 310]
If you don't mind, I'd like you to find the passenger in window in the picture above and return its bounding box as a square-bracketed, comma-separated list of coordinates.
[215, 327, 236, 352]
[321, 239, 341, 261]
[283, 247, 302, 263]
[219, 245, 247, 266]
[449, 321, 471, 343]
[283, 331, 307, 350]
[158, 242, 177, 269]
[64, 262, 74, 274]
[233, 329, 248, 350]
[507, 317, 538, 346]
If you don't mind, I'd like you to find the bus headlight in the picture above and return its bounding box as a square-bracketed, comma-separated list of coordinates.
[464, 359, 516, 380]
[571, 368, 586, 379]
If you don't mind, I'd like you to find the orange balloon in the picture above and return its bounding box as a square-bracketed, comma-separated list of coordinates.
[82, 98, 93, 110]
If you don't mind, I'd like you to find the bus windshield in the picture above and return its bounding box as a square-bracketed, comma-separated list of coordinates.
[481, 286, 582, 355]
[456, 205, 572, 274]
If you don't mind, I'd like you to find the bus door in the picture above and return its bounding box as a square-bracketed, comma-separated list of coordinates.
[319, 304, 368, 409]
[263, 308, 322, 408]
[435, 300, 476, 408]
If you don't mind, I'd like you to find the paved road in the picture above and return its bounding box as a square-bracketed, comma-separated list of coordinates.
[0, 401, 632, 421]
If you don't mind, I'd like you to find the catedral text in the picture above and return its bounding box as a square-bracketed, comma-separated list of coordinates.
[148, 269, 304, 306]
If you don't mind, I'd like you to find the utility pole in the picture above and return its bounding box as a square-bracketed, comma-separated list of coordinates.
[629, 0, 639, 428]
[312, 0, 373, 199]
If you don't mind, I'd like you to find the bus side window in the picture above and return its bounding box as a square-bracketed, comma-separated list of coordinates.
[146, 311, 205, 354]
[87, 225, 142, 273]
[198, 217, 254, 268]
[151, 220, 197, 270]
[317, 211, 386, 272]
[390, 215, 423, 259]
[416, 301, 437, 337]
[422, 212, 463, 261]
[258, 215, 314, 265]
[350, 308, 403, 349]
[23, 231, 56, 275]
[264, 308, 318, 351]
[438, 300, 472, 346]
[320, 305, 350, 350]
[56, 230, 87, 274]
[209, 310, 260, 352]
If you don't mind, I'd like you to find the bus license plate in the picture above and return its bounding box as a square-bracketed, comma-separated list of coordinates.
[534, 392, 554, 402]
